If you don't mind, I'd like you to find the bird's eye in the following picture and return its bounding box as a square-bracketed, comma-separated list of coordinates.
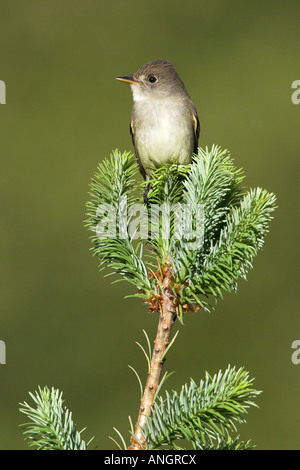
[148, 75, 158, 84]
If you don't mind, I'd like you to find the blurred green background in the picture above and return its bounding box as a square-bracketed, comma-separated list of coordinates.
[0, 0, 299, 450]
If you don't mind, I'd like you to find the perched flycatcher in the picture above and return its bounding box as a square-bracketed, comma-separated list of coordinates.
[116, 60, 200, 181]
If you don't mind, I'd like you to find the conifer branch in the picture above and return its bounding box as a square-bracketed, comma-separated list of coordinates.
[129, 265, 177, 450]
[19, 145, 276, 451]
[19, 386, 92, 450]
[142, 365, 260, 450]
[84, 145, 275, 451]
[86, 146, 276, 315]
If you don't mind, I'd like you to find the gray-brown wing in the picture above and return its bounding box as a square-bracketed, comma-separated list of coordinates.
[130, 120, 147, 180]
[191, 104, 200, 155]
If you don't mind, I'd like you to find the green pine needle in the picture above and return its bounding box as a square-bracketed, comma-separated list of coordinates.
[19, 386, 92, 450]
[86, 146, 276, 315]
[143, 365, 261, 450]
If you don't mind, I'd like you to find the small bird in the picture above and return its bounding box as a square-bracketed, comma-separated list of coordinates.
[116, 60, 200, 199]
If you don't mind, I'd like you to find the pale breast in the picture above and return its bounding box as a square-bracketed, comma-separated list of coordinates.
[132, 98, 194, 173]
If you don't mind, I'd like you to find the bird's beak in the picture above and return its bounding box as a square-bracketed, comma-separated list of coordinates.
[116, 75, 139, 85]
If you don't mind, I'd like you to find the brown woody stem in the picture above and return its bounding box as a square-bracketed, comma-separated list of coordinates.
[129, 267, 176, 450]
